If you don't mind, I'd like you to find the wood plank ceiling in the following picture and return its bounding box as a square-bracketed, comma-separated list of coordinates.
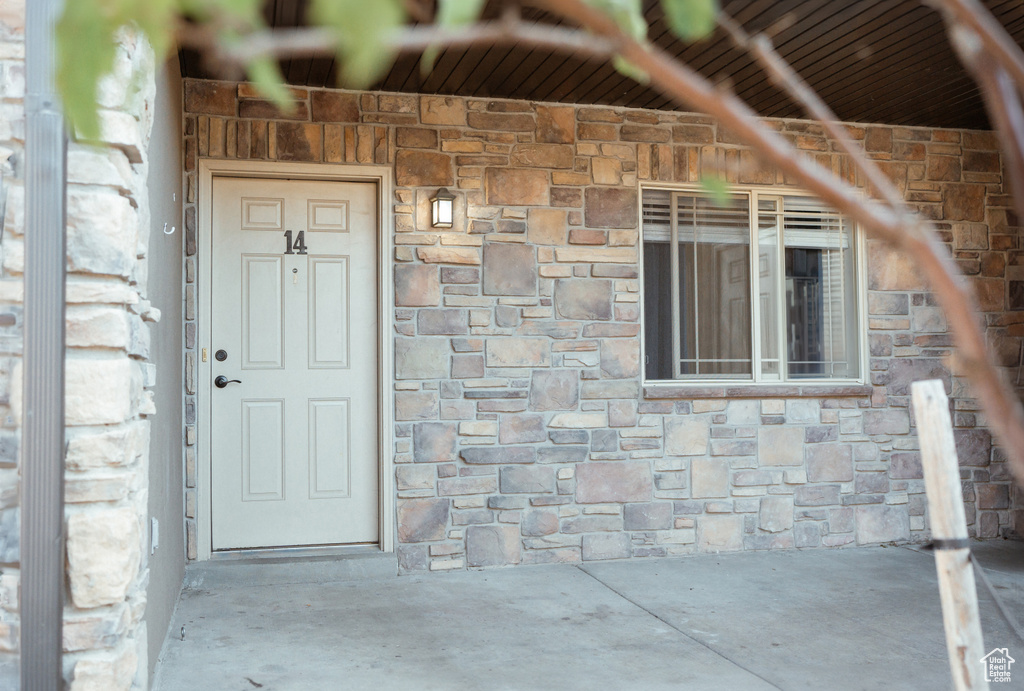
[178, 0, 1024, 129]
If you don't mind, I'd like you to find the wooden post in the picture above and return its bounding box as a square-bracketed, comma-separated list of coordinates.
[911, 379, 989, 691]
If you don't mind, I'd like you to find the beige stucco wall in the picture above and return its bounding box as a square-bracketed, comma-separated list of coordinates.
[143, 56, 184, 682]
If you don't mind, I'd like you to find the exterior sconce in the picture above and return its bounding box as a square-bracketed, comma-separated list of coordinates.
[430, 187, 456, 228]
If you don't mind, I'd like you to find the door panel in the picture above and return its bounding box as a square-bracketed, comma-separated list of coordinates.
[241, 399, 284, 501]
[309, 257, 349, 368]
[242, 255, 284, 368]
[211, 177, 378, 550]
[309, 398, 351, 498]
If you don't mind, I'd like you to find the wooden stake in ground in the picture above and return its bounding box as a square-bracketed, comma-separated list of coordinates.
[912, 379, 989, 691]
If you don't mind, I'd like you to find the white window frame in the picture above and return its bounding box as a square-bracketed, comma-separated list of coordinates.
[639, 183, 869, 388]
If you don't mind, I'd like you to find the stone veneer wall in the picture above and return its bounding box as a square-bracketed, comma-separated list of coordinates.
[182, 78, 1022, 572]
[0, 14, 161, 690]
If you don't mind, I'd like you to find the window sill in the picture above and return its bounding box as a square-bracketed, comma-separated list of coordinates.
[642, 383, 873, 399]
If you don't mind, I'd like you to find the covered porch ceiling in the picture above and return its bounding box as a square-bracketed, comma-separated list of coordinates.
[178, 0, 1024, 130]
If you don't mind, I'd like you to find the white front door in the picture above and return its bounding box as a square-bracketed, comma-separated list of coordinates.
[210, 177, 378, 550]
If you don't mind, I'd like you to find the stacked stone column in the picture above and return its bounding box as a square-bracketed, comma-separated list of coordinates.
[0, 15, 159, 689]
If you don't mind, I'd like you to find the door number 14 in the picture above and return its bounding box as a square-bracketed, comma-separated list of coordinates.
[283, 230, 308, 255]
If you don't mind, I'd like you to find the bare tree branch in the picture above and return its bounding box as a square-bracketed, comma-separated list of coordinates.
[947, 24, 1024, 232]
[173, 0, 1024, 487]
[930, 0, 1024, 97]
[531, 0, 1024, 486]
[174, 18, 617, 73]
[718, 14, 908, 215]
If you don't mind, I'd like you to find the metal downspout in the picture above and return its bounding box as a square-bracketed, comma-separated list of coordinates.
[21, 0, 67, 687]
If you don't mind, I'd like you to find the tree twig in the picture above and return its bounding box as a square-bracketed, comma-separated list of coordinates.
[532, 0, 1024, 488]
[174, 18, 617, 71]
[173, 0, 1024, 488]
[930, 0, 1024, 98]
[947, 24, 1024, 232]
[718, 14, 909, 215]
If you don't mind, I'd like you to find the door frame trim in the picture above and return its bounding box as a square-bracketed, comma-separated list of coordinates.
[195, 159, 395, 561]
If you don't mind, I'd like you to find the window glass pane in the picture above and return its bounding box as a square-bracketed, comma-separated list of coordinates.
[642, 189, 859, 383]
[758, 198, 781, 379]
[676, 194, 752, 377]
[642, 190, 673, 379]
[782, 196, 859, 379]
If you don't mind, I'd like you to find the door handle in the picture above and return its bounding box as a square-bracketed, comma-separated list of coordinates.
[214, 375, 242, 389]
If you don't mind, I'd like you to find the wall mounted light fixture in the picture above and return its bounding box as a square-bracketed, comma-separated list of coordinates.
[430, 187, 455, 228]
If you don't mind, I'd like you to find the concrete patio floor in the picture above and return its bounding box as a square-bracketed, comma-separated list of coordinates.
[152, 541, 1024, 691]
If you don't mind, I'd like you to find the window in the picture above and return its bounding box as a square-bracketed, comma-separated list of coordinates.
[642, 187, 861, 383]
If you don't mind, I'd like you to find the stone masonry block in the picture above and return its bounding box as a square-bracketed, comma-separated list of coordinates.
[867, 241, 926, 291]
[855, 505, 910, 544]
[396, 150, 454, 187]
[585, 188, 638, 229]
[691, 458, 729, 498]
[276, 123, 322, 162]
[582, 533, 632, 560]
[529, 370, 579, 411]
[452, 354, 485, 379]
[664, 417, 709, 456]
[759, 496, 794, 533]
[549, 413, 607, 429]
[608, 400, 638, 428]
[528, 208, 567, 246]
[885, 358, 950, 396]
[554, 279, 612, 320]
[511, 144, 574, 169]
[536, 105, 575, 144]
[184, 81, 236, 115]
[890, 452, 922, 479]
[63, 357, 137, 426]
[421, 96, 466, 126]
[575, 461, 653, 503]
[499, 415, 547, 444]
[70, 643, 137, 691]
[726, 400, 760, 425]
[600, 339, 640, 379]
[699, 515, 744, 552]
[310, 91, 359, 122]
[486, 338, 550, 367]
[66, 422, 146, 470]
[863, 409, 910, 435]
[413, 422, 458, 463]
[522, 509, 559, 536]
[395, 391, 440, 421]
[67, 189, 137, 278]
[66, 507, 140, 609]
[942, 183, 986, 222]
[759, 426, 804, 466]
[398, 498, 449, 542]
[977, 484, 1009, 510]
[466, 525, 521, 567]
[461, 447, 537, 464]
[806, 444, 853, 482]
[483, 243, 537, 296]
[955, 429, 991, 466]
[395, 338, 449, 379]
[485, 168, 549, 206]
[417, 309, 469, 335]
[624, 502, 673, 530]
[396, 465, 435, 491]
[500, 466, 555, 494]
[395, 265, 440, 306]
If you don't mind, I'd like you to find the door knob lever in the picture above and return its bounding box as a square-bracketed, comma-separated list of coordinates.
[214, 375, 242, 389]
